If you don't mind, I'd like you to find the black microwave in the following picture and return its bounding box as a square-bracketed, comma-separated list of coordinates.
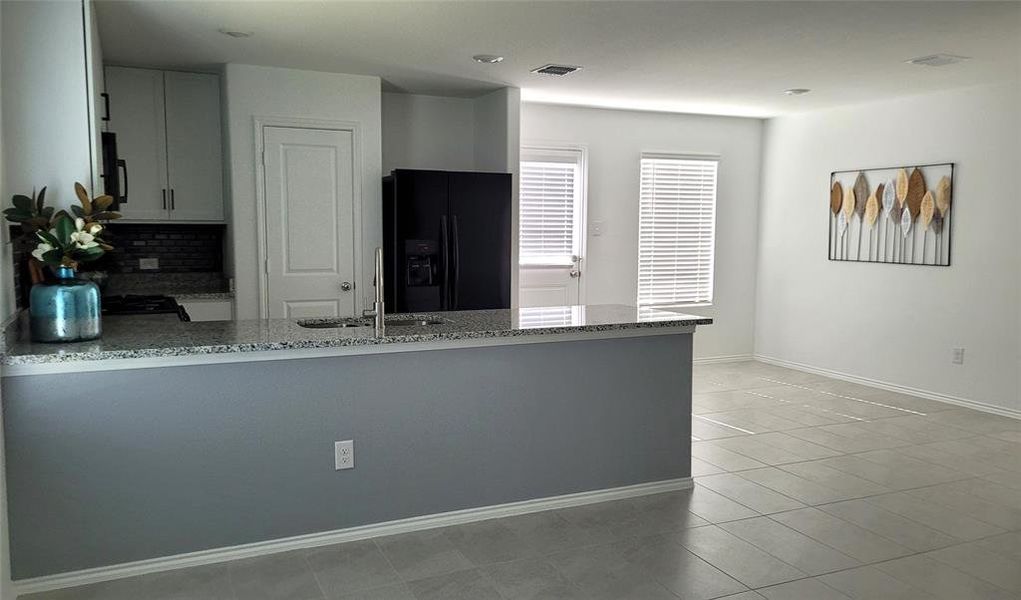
[101, 131, 127, 208]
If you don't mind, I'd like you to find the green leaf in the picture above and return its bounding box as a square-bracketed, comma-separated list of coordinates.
[70, 205, 85, 218]
[36, 230, 61, 247]
[40, 248, 64, 266]
[53, 214, 75, 244]
[3, 209, 33, 223]
[12, 195, 32, 212]
[36, 187, 47, 214]
[71, 246, 104, 262]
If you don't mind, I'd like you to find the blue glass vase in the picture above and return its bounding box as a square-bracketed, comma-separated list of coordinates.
[29, 266, 102, 343]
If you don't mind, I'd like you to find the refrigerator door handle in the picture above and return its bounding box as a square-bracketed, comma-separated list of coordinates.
[440, 215, 450, 309]
[451, 215, 460, 310]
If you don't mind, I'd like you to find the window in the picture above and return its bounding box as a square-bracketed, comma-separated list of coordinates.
[637, 154, 718, 306]
[519, 148, 584, 266]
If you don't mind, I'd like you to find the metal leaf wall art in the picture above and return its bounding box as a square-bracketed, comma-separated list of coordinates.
[828, 163, 954, 266]
[830, 182, 843, 258]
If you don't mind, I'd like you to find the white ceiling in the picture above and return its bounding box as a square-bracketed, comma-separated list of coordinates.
[95, 1, 1021, 118]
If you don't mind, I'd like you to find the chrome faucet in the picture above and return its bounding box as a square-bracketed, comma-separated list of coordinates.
[365, 247, 385, 336]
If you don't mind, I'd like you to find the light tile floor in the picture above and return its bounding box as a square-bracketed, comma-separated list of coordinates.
[23, 361, 1021, 599]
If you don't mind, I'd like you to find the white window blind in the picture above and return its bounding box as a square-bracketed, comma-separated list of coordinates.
[637, 155, 718, 306]
[519, 151, 583, 266]
[517, 305, 586, 328]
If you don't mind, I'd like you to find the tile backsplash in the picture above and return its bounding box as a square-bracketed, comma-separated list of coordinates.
[89, 223, 226, 274]
[10, 223, 226, 308]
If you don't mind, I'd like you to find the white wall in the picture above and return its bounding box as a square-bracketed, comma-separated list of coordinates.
[381, 93, 475, 173]
[223, 64, 382, 318]
[1, 0, 94, 322]
[521, 103, 763, 359]
[473, 88, 521, 175]
[0, 1, 93, 211]
[756, 83, 1021, 414]
[381, 88, 521, 177]
[474, 88, 521, 302]
[0, 0, 10, 325]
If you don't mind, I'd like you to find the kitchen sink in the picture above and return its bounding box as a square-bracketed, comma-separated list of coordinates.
[386, 319, 446, 327]
[297, 319, 370, 329]
[297, 317, 446, 329]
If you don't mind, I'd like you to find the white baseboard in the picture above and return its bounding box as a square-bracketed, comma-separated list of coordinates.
[12, 477, 692, 596]
[693, 353, 753, 365]
[754, 354, 1021, 420]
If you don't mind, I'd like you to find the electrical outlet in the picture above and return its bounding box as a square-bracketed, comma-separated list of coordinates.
[952, 347, 965, 365]
[334, 440, 354, 470]
[139, 257, 159, 271]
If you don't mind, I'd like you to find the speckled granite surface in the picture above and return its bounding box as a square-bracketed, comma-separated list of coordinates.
[172, 292, 235, 301]
[1, 304, 711, 366]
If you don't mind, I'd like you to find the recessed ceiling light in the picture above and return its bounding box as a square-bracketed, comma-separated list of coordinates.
[218, 28, 253, 38]
[905, 53, 970, 67]
[472, 54, 504, 64]
[783, 88, 811, 96]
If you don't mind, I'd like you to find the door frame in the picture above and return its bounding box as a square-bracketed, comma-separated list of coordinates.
[519, 142, 589, 305]
[253, 116, 364, 319]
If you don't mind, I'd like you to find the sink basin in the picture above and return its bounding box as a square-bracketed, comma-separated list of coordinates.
[386, 319, 445, 327]
[298, 317, 446, 329]
[298, 319, 369, 329]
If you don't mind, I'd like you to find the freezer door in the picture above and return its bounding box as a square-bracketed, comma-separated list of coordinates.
[447, 172, 512, 309]
[387, 170, 449, 312]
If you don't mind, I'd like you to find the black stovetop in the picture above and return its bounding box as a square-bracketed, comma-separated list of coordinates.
[102, 295, 188, 320]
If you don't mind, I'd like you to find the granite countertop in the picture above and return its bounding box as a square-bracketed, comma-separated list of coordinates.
[1, 304, 711, 366]
[102, 273, 233, 301]
[171, 292, 235, 301]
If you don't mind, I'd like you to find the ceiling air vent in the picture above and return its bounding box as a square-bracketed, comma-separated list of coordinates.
[531, 64, 582, 76]
[905, 54, 970, 67]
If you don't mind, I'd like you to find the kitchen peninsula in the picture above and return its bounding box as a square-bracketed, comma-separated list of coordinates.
[1, 304, 709, 579]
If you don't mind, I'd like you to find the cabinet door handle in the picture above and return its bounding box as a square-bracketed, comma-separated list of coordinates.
[162, 189, 167, 209]
[101, 93, 110, 121]
[170, 189, 175, 210]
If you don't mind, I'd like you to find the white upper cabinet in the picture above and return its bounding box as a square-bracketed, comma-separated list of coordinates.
[164, 72, 224, 221]
[104, 66, 224, 221]
[104, 67, 169, 220]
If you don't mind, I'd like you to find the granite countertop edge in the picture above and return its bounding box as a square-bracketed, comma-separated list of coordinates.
[2, 314, 712, 366]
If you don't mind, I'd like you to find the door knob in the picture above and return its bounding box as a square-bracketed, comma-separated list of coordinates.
[340, 281, 352, 291]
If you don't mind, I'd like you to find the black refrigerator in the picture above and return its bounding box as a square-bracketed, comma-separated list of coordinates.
[382, 169, 511, 312]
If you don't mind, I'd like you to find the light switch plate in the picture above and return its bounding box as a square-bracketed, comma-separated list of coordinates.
[139, 258, 159, 270]
[591, 220, 605, 237]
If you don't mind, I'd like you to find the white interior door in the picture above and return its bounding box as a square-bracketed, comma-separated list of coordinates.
[519, 262, 582, 307]
[518, 148, 586, 307]
[263, 126, 356, 319]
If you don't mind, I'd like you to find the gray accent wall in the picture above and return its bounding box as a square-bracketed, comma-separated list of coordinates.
[2, 334, 692, 579]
